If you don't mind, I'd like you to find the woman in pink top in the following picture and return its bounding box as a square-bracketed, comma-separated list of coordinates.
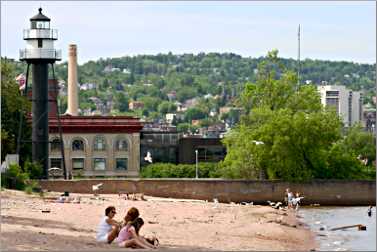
[117, 217, 157, 249]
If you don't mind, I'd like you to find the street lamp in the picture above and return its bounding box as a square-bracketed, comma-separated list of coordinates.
[195, 150, 198, 179]
[252, 140, 265, 179]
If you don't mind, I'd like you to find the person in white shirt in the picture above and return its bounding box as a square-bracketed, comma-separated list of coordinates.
[96, 206, 121, 243]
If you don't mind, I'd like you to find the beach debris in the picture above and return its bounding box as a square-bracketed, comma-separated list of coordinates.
[330, 224, 366, 231]
[55, 196, 81, 203]
[41, 209, 50, 213]
[56, 196, 66, 203]
[130, 193, 146, 201]
[118, 192, 146, 201]
[72, 197, 81, 203]
[148, 221, 159, 224]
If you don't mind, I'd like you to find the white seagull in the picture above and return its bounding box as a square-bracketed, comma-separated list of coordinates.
[144, 151, 153, 163]
[92, 183, 103, 193]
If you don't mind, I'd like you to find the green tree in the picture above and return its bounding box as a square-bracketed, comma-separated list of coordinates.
[184, 107, 206, 122]
[221, 51, 344, 181]
[1, 59, 31, 163]
[158, 101, 177, 114]
[342, 124, 376, 166]
[114, 92, 129, 112]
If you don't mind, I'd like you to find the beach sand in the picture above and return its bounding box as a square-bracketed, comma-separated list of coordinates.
[1, 189, 316, 251]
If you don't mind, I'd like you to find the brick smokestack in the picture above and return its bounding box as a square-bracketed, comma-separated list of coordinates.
[66, 44, 79, 116]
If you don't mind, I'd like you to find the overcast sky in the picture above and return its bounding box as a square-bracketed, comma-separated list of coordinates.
[1, 1, 376, 65]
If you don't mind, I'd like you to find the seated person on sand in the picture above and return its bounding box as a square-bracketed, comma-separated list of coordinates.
[116, 217, 158, 249]
[96, 206, 121, 244]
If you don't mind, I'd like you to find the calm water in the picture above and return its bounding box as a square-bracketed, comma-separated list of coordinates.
[300, 207, 376, 251]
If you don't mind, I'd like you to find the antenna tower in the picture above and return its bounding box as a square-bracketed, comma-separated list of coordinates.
[297, 24, 301, 89]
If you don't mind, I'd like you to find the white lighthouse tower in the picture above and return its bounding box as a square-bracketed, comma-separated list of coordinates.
[20, 8, 61, 61]
[19, 8, 61, 179]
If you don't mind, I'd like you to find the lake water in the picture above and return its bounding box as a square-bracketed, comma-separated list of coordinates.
[300, 207, 376, 251]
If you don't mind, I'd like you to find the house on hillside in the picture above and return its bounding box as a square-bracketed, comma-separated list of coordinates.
[129, 101, 144, 110]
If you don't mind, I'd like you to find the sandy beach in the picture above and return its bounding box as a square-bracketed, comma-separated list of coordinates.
[1, 189, 316, 251]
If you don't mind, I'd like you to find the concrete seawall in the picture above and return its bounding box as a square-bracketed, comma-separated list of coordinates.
[38, 179, 376, 206]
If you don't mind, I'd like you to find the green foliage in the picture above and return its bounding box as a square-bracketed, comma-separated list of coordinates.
[184, 107, 207, 122]
[158, 101, 177, 114]
[114, 92, 129, 112]
[322, 124, 376, 180]
[1, 59, 32, 163]
[177, 123, 199, 133]
[342, 124, 376, 166]
[221, 50, 361, 182]
[24, 185, 33, 194]
[324, 142, 364, 179]
[7, 53, 375, 122]
[1, 164, 29, 190]
[23, 160, 43, 179]
[1, 162, 42, 192]
[140, 162, 222, 178]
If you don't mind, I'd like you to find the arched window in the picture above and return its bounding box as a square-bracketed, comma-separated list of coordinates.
[115, 138, 128, 151]
[50, 138, 61, 152]
[72, 139, 85, 151]
[94, 136, 106, 151]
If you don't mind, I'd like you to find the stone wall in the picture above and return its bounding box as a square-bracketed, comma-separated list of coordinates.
[38, 179, 376, 206]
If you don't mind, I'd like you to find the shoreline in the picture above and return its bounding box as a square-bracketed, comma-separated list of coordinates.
[1, 189, 317, 251]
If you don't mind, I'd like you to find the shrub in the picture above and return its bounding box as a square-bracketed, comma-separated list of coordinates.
[140, 162, 222, 178]
[24, 185, 33, 194]
[23, 160, 43, 179]
[1, 164, 29, 190]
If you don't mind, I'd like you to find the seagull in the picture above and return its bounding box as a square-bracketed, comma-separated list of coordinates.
[273, 202, 283, 209]
[92, 183, 103, 192]
[144, 151, 153, 163]
[267, 200, 275, 206]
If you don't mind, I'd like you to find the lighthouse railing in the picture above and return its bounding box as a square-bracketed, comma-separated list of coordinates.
[23, 29, 58, 40]
[19, 49, 62, 60]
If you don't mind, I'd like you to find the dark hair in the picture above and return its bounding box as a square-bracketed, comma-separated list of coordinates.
[131, 217, 144, 234]
[124, 207, 140, 223]
[105, 206, 116, 216]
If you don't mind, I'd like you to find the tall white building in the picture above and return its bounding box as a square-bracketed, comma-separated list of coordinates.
[318, 85, 363, 127]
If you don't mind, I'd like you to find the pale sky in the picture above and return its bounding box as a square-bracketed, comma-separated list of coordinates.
[1, 1, 376, 65]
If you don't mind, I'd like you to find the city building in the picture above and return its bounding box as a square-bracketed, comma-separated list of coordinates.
[48, 44, 143, 178]
[318, 85, 363, 127]
[178, 137, 227, 164]
[140, 123, 181, 166]
[49, 116, 142, 177]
